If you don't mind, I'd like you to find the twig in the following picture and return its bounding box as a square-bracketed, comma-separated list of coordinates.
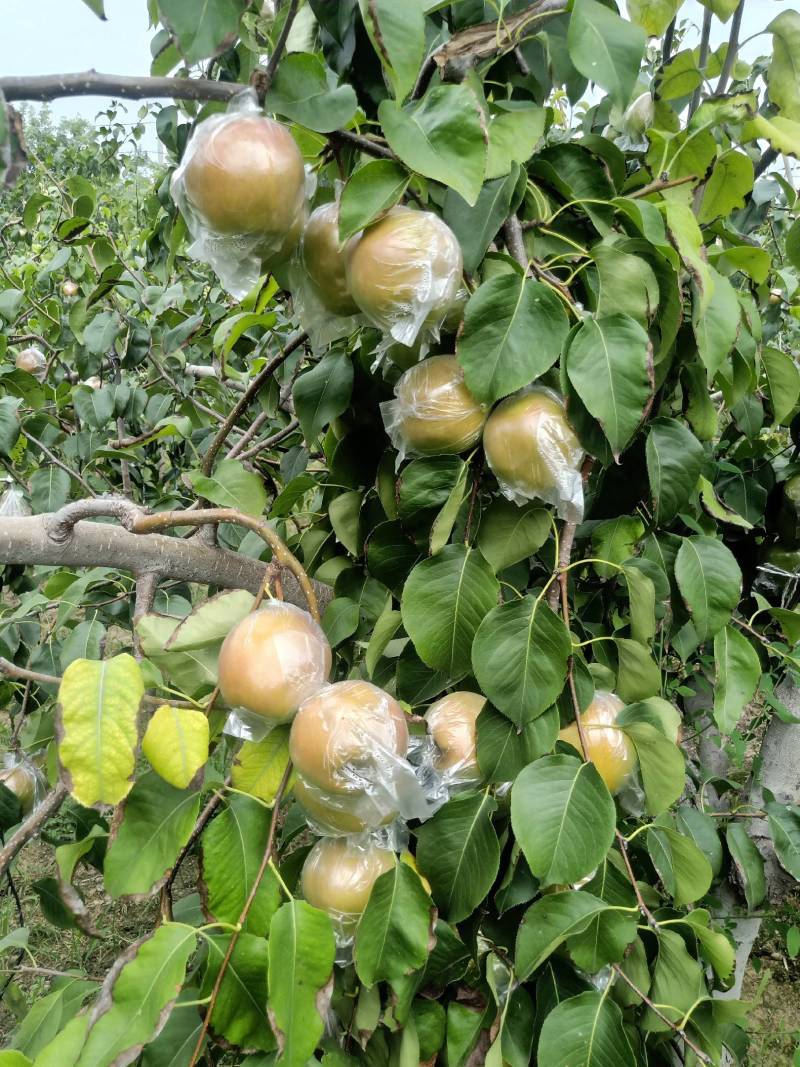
[327, 130, 396, 161]
[464, 455, 484, 545]
[236, 418, 300, 462]
[188, 762, 293, 1066]
[160, 783, 229, 922]
[263, 0, 299, 91]
[716, 0, 745, 95]
[629, 174, 698, 199]
[20, 429, 97, 497]
[615, 829, 659, 930]
[0, 784, 68, 881]
[226, 409, 270, 459]
[610, 964, 712, 1065]
[200, 332, 307, 476]
[688, 6, 712, 118]
[653, 18, 676, 99]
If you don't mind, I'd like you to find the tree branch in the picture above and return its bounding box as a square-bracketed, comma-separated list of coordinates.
[688, 5, 712, 119]
[0, 784, 68, 881]
[0, 71, 242, 103]
[610, 964, 712, 1065]
[264, 0, 299, 90]
[716, 0, 745, 95]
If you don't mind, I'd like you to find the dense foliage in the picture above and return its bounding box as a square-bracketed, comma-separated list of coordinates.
[1, 0, 800, 1064]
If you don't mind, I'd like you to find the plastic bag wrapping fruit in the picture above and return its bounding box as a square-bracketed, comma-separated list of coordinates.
[300, 835, 398, 958]
[15, 346, 47, 380]
[559, 691, 637, 795]
[218, 601, 332, 740]
[0, 482, 31, 518]
[413, 691, 486, 794]
[0, 752, 46, 816]
[289, 680, 438, 831]
[483, 384, 585, 522]
[291, 197, 363, 351]
[380, 355, 488, 464]
[346, 207, 463, 349]
[170, 90, 307, 298]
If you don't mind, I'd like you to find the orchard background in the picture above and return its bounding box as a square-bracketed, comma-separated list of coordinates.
[2, 0, 800, 1063]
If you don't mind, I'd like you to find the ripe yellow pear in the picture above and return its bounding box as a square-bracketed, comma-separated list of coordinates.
[301, 202, 359, 316]
[384, 355, 488, 456]
[558, 691, 637, 794]
[217, 602, 331, 723]
[301, 837, 395, 924]
[346, 207, 462, 338]
[178, 113, 306, 266]
[425, 691, 486, 780]
[289, 680, 409, 794]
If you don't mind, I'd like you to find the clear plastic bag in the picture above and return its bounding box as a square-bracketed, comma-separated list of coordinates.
[380, 355, 488, 463]
[289, 680, 436, 831]
[170, 90, 307, 298]
[0, 483, 31, 518]
[291, 199, 363, 350]
[423, 691, 485, 787]
[15, 346, 47, 380]
[218, 601, 331, 730]
[558, 691, 637, 794]
[346, 207, 463, 348]
[483, 384, 584, 522]
[0, 752, 46, 815]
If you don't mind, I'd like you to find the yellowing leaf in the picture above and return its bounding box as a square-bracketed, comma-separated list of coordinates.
[232, 725, 294, 803]
[57, 654, 143, 806]
[142, 705, 210, 789]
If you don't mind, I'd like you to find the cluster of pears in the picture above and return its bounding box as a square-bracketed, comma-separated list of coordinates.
[175, 109, 582, 507]
[217, 603, 486, 925]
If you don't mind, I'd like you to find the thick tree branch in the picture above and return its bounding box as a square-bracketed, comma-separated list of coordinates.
[716, 0, 745, 95]
[688, 6, 712, 119]
[0, 784, 68, 881]
[0, 72, 242, 104]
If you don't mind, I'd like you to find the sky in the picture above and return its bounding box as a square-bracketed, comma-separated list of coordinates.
[0, 0, 774, 134]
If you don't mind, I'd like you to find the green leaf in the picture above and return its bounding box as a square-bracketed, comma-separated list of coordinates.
[726, 823, 766, 910]
[762, 346, 800, 425]
[200, 793, 283, 937]
[73, 923, 196, 1065]
[692, 268, 740, 381]
[623, 563, 656, 646]
[567, 861, 638, 972]
[511, 755, 616, 886]
[713, 626, 760, 734]
[675, 806, 723, 878]
[398, 456, 464, 518]
[537, 992, 636, 1067]
[642, 928, 706, 1031]
[401, 545, 499, 679]
[698, 475, 752, 529]
[328, 490, 363, 556]
[57, 654, 144, 807]
[646, 417, 703, 524]
[675, 536, 742, 644]
[167, 590, 254, 654]
[477, 704, 559, 783]
[415, 791, 500, 922]
[232, 724, 293, 804]
[768, 11, 800, 121]
[430, 460, 470, 554]
[80, 0, 106, 17]
[59, 619, 106, 672]
[787, 218, 800, 272]
[103, 771, 201, 898]
[766, 802, 800, 880]
[83, 310, 121, 355]
[264, 53, 358, 133]
[486, 104, 546, 180]
[268, 901, 336, 1067]
[294, 352, 354, 443]
[591, 243, 659, 329]
[567, 0, 646, 111]
[0, 397, 21, 457]
[742, 113, 800, 160]
[647, 825, 713, 906]
[614, 637, 661, 702]
[566, 314, 652, 459]
[30, 466, 71, 514]
[358, 0, 426, 102]
[476, 500, 550, 574]
[444, 171, 522, 276]
[355, 862, 432, 986]
[140, 986, 206, 1067]
[516, 891, 611, 980]
[471, 596, 571, 727]
[626, 0, 682, 37]
[322, 597, 360, 646]
[676, 909, 735, 980]
[186, 459, 267, 517]
[592, 516, 644, 578]
[620, 721, 684, 815]
[698, 0, 739, 19]
[457, 275, 569, 405]
[698, 150, 754, 224]
[200, 933, 273, 1052]
[157, 0, 248, 64]
[10, 977, 96, 1060]
[142, 704, 209, 789]
[338, 160, 410, 243]
[379, 85, 487, 206]
[663, 201, 713, 315]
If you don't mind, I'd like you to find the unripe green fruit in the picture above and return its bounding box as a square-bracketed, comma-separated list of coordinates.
[346, 207, 462, 336]
[425, 691, 485, 780]
[384, 355, 488, 456]
[0, 764, 36, 813]
[289, 680, 408, 794]
[483, 389, 582, 503]
[301, 202, 359, 316]
[217, 602, 331, 723]
[558, 691, 637, 794]
[301, 837, 395, 923]
[179, 113, 305, 267]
